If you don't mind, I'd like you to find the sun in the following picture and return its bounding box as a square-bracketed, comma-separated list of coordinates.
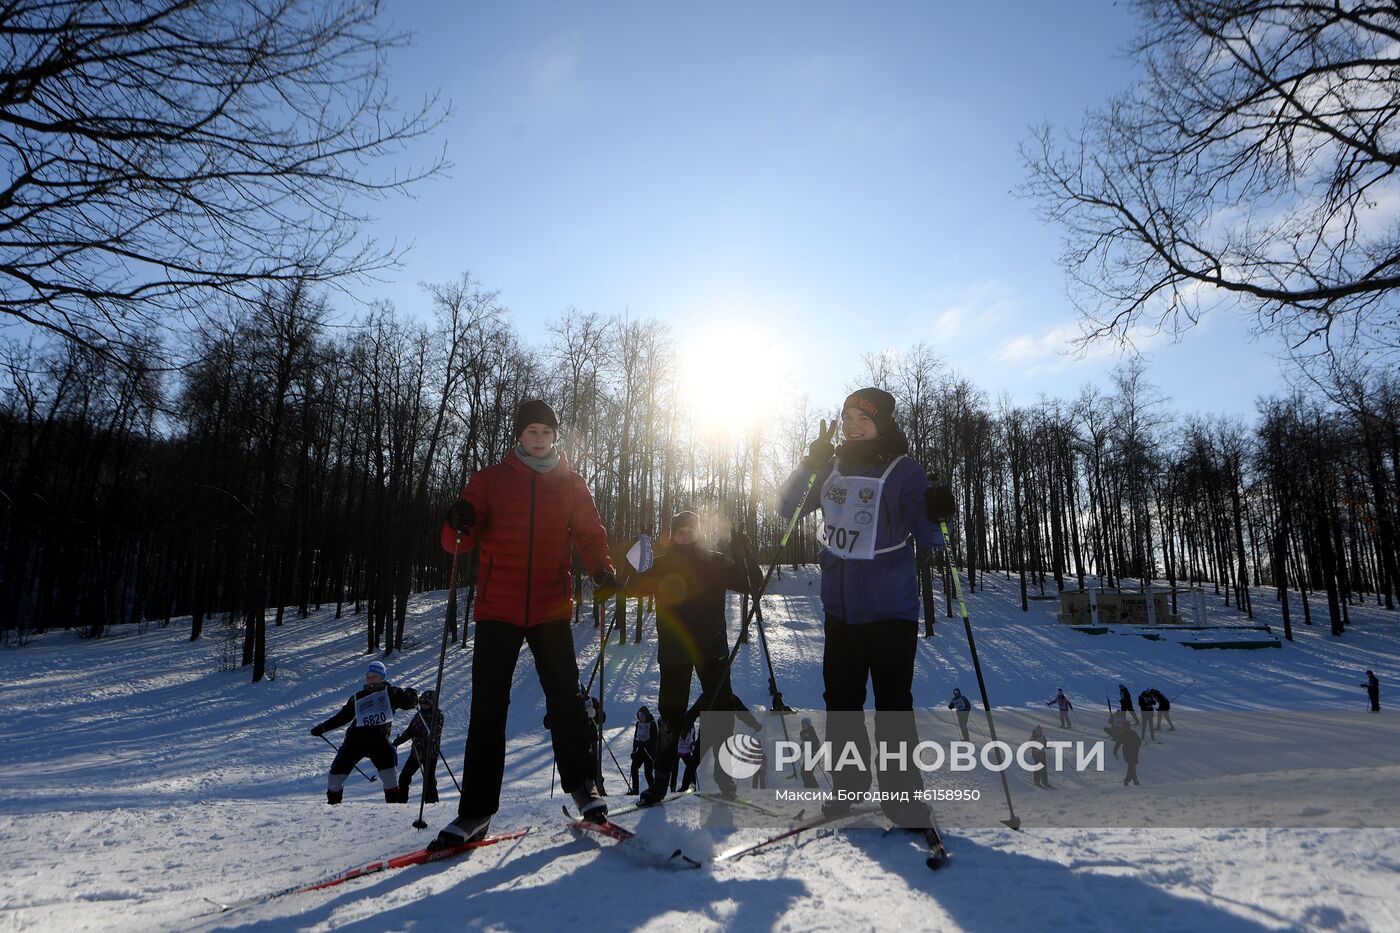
[676, 322, 792, 437]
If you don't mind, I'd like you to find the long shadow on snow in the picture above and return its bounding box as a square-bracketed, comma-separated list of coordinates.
[207, 828, 806, 933]
[846, 828, 1283, 933]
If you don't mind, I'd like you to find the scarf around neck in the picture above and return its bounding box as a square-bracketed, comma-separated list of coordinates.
[514, 443, 560, 474]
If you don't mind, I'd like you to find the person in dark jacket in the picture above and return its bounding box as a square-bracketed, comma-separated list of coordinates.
[947, 689, 972, 742]
[1362, 670, 1381, 712]
[311, 660, 418, 804]
[631, 706, 658, 795]
[1046, 688, 1074, 729]
[1118, 684, 1139, 725]
[430, 400, 617, 850]
[675, 722, 701, 792]
[628, 510, 761, 804]
[1105, 712, 1142, 785]
[1137, 689, 1158, 741]
[1147, 688, 1175, 731]
[1029, 724, 1052, 788]
[393, 690, 445, 804]
[777, 387, 946, 829]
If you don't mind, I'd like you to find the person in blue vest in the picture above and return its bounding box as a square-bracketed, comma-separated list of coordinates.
[310, 660, 418, 804]
[777, 387, 946, 829]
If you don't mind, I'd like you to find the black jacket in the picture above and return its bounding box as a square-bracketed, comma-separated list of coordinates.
[394, 707, 445, 758]
[630, 544, 757, 665]
[318, 682, 419, 742]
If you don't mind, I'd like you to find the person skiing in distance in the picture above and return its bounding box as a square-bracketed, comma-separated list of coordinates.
[311, 660, 418, 805]
[675, 721, 700, 792]
[627, 510, 761, 805]
[631, 706, 658, 796]
[777, 387, 946, 830]
[1029, 724, 1052, 788]
[947, 688, 972, 742]
[1147, 688, 1175, 731]
[393, 689, 445, 804]
[429, 399, 617, 850]
[1362, 670, 1380, 712]
[1046, 688, 1074, 729]
[1105, 712, 1142, 786]
[1118, 684, 1139, 725]
[1137, 688, 1158, 741]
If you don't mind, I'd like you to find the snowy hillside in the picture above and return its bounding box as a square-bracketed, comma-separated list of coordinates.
[2, 569, 1398, 932]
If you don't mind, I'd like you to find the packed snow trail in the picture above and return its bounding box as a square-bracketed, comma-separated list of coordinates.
[2, 568, 1397, 931]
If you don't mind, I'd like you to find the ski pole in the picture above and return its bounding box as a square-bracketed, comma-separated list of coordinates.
[929, 485, 1021, 831]
[1171, 681, 1195, 702]
[417, 531, 462, 830]
[439, 750, 462, 794]
[319, 733, 377, 783]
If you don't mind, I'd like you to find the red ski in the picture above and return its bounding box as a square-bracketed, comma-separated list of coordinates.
[564, 807, 702, 869]
[202, 829, 530, 914]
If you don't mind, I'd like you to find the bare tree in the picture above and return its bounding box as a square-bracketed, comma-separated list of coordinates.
[1023, 0, 1400, 362]
[0, 0, 444, 358]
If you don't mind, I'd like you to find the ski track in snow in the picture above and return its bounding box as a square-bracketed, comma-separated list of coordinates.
[2, 570, 1398, 932]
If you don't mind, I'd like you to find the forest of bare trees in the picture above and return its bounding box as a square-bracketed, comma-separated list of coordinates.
[2, 272, 1395, 679]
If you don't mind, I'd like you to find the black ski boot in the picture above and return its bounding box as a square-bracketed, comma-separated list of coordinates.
[640, 774, 670, 806]
[326, 788, 343, 806]
[426, 814, 491, 851]
[571, 778, 609, 822]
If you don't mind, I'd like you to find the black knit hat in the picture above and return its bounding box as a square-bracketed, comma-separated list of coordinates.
[513, 399, 559, 439]
[842, 387, 897, 437]
[670, 510, 700, 535]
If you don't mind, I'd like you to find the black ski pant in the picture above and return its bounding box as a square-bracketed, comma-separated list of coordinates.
[329, 731, 398, 792]
[457, 618, 596, 820]
[1368, 687, 1381, 712]
[823, 614, 927, 825]
[659, 653, 759, 795]
[955, 710, 971, 742]
[1122, 753, 1140, 785]
[399, 746, 438, 798]
[1057, 709, 1072, 729]
[677, 752, 699, 791]
[630, 748, 654, 794]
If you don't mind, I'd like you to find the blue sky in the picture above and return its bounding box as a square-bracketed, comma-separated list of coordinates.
[360, 2, 1293, 421]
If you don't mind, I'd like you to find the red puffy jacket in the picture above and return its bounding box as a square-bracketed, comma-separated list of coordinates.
[441, 450, 613, 627]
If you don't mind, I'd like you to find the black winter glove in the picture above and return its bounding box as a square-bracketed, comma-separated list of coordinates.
[593, 570, 618, 601]
[445, 500, 475, 532]
[926, 485, 956, 523]
[310, 724, 325, 737]
[730, 531, 751, 559]
[803, 419, 837, 467]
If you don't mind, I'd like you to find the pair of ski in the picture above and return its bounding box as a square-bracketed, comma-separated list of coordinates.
[199, 829, 531, 915]
[715, 805, 950, 871]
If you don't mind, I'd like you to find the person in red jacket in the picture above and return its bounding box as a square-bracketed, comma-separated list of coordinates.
[428, 399, 618, 850]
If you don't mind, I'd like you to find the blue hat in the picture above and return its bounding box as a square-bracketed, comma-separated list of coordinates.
[365, 661, 388, 680]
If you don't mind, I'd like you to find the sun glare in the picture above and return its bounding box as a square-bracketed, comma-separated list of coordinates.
[677, 323, 792, 437]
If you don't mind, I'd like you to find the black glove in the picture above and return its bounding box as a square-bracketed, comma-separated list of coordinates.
[730, 531, 751, 558]
[926, 485, 956, 523]
[803, 419, 836, 466]
[445, 500, 475, 531]
[310, 724, 325, 737]
[593, 569, 618, 601]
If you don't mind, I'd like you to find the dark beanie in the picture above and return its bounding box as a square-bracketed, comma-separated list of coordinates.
[513, 399, 559, 439]
[842, 387, 897, 437]
[670, 510, 700, 535]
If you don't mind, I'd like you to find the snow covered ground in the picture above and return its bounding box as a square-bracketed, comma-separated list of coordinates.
[2, 568, 1398, 932]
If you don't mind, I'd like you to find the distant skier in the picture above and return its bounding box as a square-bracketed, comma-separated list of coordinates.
[675, 722, 700, 792]
[310, 660, 418, 805]
[798, 717, 822, 788]
[1147, 688, 1175, 731]
[1029, 724, 1052, 788]
[1118, 684, 1139, 725]
[631, 706, 658, 796]
[430, 399, 616, 850]
[1362, 670, 1381, 712]
[392, 689, 445, 803]
[947, 688, 972, 742]
[627, 510, 761, 805]
[1105, 712, 1142, 786]
[1137, 689, 1158, 741]
[777, 387, 946, 831]
[1046, 688, 1074, 729]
